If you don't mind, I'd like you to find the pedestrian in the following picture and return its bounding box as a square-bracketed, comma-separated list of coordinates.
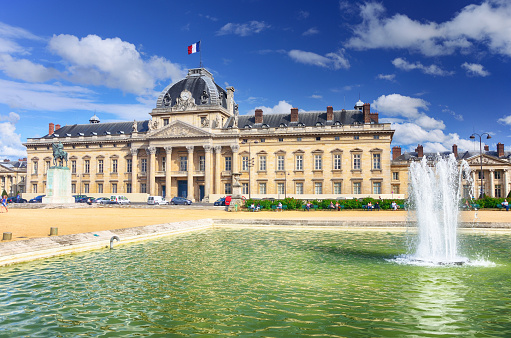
[1, 195, 8, 213]
[502, 199, 509, 211]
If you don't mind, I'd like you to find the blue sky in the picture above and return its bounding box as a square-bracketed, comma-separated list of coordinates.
[0, 0, 510, 160]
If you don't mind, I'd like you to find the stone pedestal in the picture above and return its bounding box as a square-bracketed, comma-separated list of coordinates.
[227, 172, 243, 212]
[42, 167, 75, 204]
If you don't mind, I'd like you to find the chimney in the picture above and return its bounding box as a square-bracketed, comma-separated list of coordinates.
[497, 142, 505, 157]
[363, 103, 379, 124]
[452, 144, 458, 158]
[415, 144, 424, 158]
[326, 106, 333, 121]
[49, 123, 55, 136]
[484, 145, 489, 152]
[255, 109, 263, 124]
[55, 124, 61, 131]
[290, 107, 299, 122]
[392, 146, 402, 160]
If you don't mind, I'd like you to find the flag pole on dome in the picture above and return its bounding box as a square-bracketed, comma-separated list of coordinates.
[187, 41, 202, 68]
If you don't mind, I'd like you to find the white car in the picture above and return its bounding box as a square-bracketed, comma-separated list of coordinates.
[147, 196, 169, 205]
[110, 195, 130, 205]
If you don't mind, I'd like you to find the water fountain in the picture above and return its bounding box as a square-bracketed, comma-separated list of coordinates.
[404, 154, 472, 265]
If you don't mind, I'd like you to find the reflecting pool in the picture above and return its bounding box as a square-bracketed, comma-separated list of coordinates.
[1, 229, 511, 337]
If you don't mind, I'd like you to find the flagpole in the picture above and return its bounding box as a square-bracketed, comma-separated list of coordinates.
[199, 40, 202, 68]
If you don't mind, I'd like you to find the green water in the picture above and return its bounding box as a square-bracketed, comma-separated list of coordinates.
[1, 229, 510, 337]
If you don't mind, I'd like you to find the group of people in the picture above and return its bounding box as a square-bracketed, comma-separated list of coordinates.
[249, 203, 261, 212]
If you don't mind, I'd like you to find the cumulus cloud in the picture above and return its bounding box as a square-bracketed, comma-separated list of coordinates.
[0, 112, 25, 158]
[288, 49, 350, 69]
[377, 74, 395, 81]
[498, 115, 511, 126]
[48, 34, 185, 95]
[303, 27, 319, 36]
[251, 100, 293, 115]
[392, 57, 453, 76]
[346, 1, 511, 57]
[0, 54, 61, 82]
[372, 94, 429, 119]
[461, 62, 490, 76]
[216, 21, 270, 36]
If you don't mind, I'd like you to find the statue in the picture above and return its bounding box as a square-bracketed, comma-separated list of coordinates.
[52, 142, 68, 167]
[132, 120, 138, 132]
[148, 118, 158, 131]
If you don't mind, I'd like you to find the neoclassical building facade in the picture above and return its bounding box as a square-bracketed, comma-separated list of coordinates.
[0, 158, 26, 196]
[24, 68, 398, 202]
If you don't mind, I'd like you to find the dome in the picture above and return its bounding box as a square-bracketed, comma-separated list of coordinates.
[89, 114, 100, 124]
[156, 68, 229, 109]
[355, 99, 364, 108]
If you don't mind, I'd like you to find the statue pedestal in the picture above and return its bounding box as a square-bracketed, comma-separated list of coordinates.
[227, 172, 243, 212]
[42, 167, 75, 204]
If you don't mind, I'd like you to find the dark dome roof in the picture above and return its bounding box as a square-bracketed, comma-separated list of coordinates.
[156, 68, 227, 109]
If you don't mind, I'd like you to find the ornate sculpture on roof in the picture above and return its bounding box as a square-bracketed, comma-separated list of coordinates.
[132, 120, 138, 133]
[174, 90, 196, 111]
[148, 118, 158, 131]
[201, 117, 210, 128]
[234, 104, 239, 128]
[215, 115, 221, 129]
[201, 90, 209, 104]
[163, 92, 171, 106]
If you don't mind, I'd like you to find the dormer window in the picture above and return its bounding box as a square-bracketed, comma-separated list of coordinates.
[334, 121, 342, 126]
[297, 122, 305, 127]
[117, 131, 125, 134]
[66, 133, 71, 137]
[244, 125, 252, 129]
[279, 123, 287, 128]
[78, 133, 84, 136]
[104, 131, 111, 135]
[52, 134, 59, 137]
[262, 124, 269, 129]
[316, 122, 323, 127]
[91, 132, 97, 136]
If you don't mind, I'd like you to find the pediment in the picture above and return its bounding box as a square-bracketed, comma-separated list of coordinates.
[0, 164, 12, 173]
[148, 120, 212, 139]
[466, 154, 508, 165]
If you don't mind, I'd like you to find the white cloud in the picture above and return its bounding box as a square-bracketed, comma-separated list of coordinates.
[346, 1, 511, 57]
[372, 93, 429, 119]
[0, 112, 25, 159]
[216, 21, 270, 36]
[377, 74, 395, 81]
[288, 49, 350, 69]
[310, 94, 322, 99]
[48, 34, 186, 95]
[498, 115, 511, 126]
[303, 27, 319, 36]
[251, 100, 293, 115]
[297, 10, 310, 20]
[392, 57, 453, 76]
[0, 54, 61, 82]
[461, 62, 490, 77]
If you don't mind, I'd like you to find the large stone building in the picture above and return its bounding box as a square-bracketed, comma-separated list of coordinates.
[0, 158, 27, 196]
[24, 68, 398, 202]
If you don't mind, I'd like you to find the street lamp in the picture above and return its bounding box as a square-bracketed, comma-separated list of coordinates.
[241, 140, 258, 199]
[470, 132, 491, 198]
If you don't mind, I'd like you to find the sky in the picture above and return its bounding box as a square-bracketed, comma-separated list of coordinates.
[0, 0, 510, 160]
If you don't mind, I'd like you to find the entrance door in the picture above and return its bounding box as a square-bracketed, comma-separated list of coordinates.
[178, 181, 188, 198]
[199, 185, 205, 201]
[162, 185, 166, 198]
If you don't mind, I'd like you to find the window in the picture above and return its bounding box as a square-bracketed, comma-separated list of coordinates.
[373, 182, 381, 194]
[295, 182, 303, 194]
[225, 156, 232, 171]
[33, 161, 38, 174]
[353, 182, 361, 194]
[98, 183, 103, 193]
[141, 159, 147, 173]
[334, 136, 340, 141]
[392, 172, 399, 180]
[199, 156, 205, 171]
[495, 171, 501, 179]
[141, 183, 147, 193]
[180, 156, 188, 171]
[334, 182, 342, 194]
[314, 182, 323, 194]
[126, 183, 132, 193]
[259, 182, 267, 194]
[392, 185, 400, 194]
[353, 154, 361, 170]
[354, 135, 359, 140]
[334, 154, 342, 170]
[478, 171, 484, 179]
[278, 138, 284, 142]
[260, 138, 265, 143]
[127, 159, 132, 173]
[32, 184, 37, 193]
[84, 183, 90, 194]
[277, 155, 285, 171]
[85, 160, 90, 174]
[495, 185, 502, 198]
[242, 183, 249, 194]
[297, 137, 302, 142]
[71, 184, 76, 194]
[45, 161, 50, 173]
[277, 183, 285, 195]
[112, 183, 117, 193]
[225, 183, 232, 194]
[242, 156, 249, 171]
[372, 154, 381, 170]
[295, 155, 303, 171]
[259, 156, 266, 171]
[98, 159, 104, 173]
[162, 157, 166, 171]
[316, 137, 321, 141]
[314, 154, 322, 170]
[374, 135, 380, 139]
[163, 118, 169, 126]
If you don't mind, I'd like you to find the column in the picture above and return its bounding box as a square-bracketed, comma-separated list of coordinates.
[186, 145, 194, 201]
[204, 145, 212, 200]
[214, 146, 222, 194]
[230, 144, 239, 174]
[131, 148, 139, 193]
[147, 147, 157, 196]
[504, 169, 509, 198]
[471, 171, 476, 198]
[165, 146, 172, 199]
[489, 168, 495, 197]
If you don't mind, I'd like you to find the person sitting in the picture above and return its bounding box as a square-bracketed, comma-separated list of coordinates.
[256, 203, 261, 211]
[375, 202, 380, 211]
[502, 199, 509, 211]
[250, 203, 255, 211]
[367, 202, 373, 211]
[329, 201, 335, 210]
[391, 201, 398, 211]
[306, 202, 311, 211]
[277, 202, 283, 212]
[335, 201, 340, 211]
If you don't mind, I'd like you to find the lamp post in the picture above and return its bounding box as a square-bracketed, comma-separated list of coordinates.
[242, 140, 258, 199]
[470, 132, 491, 199]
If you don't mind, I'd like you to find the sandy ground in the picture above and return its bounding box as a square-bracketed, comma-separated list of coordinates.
[0, 205, 509, 241]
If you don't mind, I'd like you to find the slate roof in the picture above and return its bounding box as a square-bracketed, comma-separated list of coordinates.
[42, 121, 150, 139]
[394, 150, 511, 162]
[230, 110, 365, 129]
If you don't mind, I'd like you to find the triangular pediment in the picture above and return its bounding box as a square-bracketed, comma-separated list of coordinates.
[466, 154, 508, 165]
[148, 120, 212, 139]
[0, 164, 12, 173]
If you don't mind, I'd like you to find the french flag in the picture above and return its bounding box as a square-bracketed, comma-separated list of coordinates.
[188, 41, 200, 54]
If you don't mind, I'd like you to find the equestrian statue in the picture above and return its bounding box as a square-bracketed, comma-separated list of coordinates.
[52, 142, 68, 167]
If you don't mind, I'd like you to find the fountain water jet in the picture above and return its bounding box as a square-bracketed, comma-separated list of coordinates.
[405, 154, 472, 265]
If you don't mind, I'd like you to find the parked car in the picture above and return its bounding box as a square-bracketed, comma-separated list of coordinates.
[75, 196, 90, 203]
[214, 197, 226, 206]
[170, 196, 192, 205]
[93, 197, 111, 204]
[29, 195, 45, 203]
[147, 196, 169, 205]
[110, 195, 130, 205]
[7, 196, 27, 203]
[73, 195, 88, 202]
